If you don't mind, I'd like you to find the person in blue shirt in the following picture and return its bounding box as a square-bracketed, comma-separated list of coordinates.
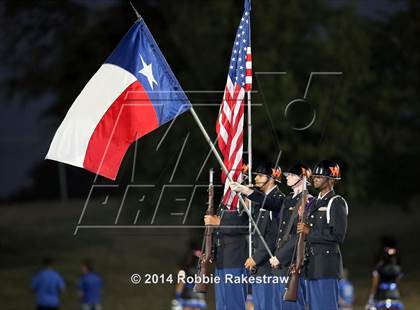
[77, 259, 103, 310]
[31, 257, 66, 310]
[339, 269, 354, 310]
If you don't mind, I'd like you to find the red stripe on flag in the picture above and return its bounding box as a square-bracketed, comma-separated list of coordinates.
[83, 81, 159, 180]
[216, 79, 244, 210]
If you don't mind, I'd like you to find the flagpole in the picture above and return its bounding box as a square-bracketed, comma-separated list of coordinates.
[130, 2, 143, 21]
[247, 94, 252, 185]
[247, 89, 252, 259]
[247, 5, 253, 260]
[247, 70, 252, 257]
[189, 107, 274, 258]
[247, 97, 252, 182]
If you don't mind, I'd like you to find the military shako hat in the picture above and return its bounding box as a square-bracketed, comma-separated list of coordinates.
[285, 163, 311, 178]
[312, 160, 341, 180]
[253, 162, 282, 183]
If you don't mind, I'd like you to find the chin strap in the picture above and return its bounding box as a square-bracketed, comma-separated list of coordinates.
[319, 177, 332, 192]
[290, 177, 303, 188]
[258, 177, 273, 191]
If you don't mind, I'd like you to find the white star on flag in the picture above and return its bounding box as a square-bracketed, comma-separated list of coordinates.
[139, 55, 158, 89]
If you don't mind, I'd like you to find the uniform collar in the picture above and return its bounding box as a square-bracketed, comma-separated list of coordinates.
[317, 189, 335, 201]
[265, 185, 277, 195]
[292, 190, 303, 199]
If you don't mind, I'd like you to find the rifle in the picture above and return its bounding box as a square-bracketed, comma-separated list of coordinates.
[193, 169, 215, 293]
[283, 176, 309, 301]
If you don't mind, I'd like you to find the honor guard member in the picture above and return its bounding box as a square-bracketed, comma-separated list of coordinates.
[230, 162, 285, 310]
[231, 162, 285, 214]
[205, 204, 249, 310]
[270, 163, 313, 310]
[297, 160, 348, 310]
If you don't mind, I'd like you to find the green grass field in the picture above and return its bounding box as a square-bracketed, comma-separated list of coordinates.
[0, 200, 419, 309]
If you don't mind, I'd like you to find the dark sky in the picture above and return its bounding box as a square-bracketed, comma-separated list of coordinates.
[330, 0, 406, 18]
[0, 94, 54, 198]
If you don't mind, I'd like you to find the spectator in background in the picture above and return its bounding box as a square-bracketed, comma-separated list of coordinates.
[366, 246, 404, 310]
[173, 241, 206, 310]
[31, 257, 65, 310]
[339, 269, 354, 310]
[77, 259, 103, 310]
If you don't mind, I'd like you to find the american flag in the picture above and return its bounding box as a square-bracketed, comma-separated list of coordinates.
[216, 0, 252, 210]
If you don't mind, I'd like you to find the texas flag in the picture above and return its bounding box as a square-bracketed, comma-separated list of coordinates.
[46, 19, 191, 180]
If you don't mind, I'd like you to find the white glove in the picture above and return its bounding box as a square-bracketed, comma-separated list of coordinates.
[229, 182, 252, 195]
[269, 256, 280, 268]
